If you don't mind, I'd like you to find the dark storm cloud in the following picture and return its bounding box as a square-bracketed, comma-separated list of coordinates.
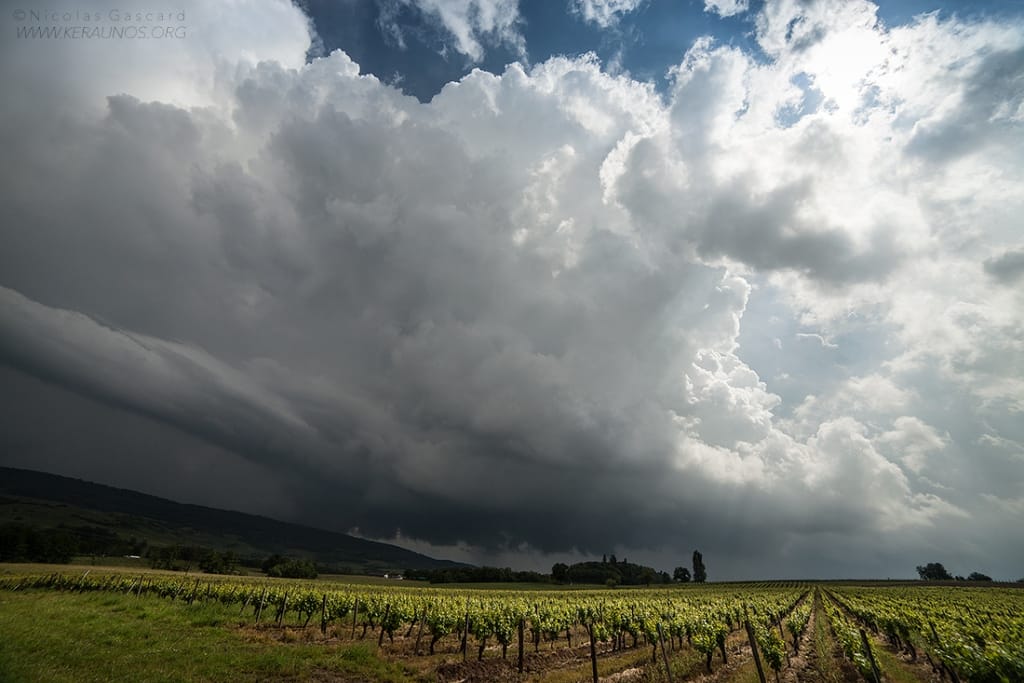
[0, 286, 320, 472]
[1, 0, 1022, 579]
[984, 249, 1024, 283]
[0, 365, 298, 522]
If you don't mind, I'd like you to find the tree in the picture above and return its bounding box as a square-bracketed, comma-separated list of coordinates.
[551, 562, 569, 583]
[693, 550, 707, 583]
[674, 566, 691, 583]
[637, 566, 658, 586]
[967, 572, 993, 582]
[262, 555, 317, 579]
[916, 562, 953, 580]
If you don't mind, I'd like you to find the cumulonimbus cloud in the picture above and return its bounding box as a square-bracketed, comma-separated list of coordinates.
[0, 0, 1021, 577]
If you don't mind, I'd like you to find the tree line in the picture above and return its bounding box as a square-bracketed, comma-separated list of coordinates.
[0, 522, 147, 564]
[915, 562, 995, 582]
[0, 522, 319, 578]
[405, 565, 551, 583]
[409, 550, 708, 587]
[1, 522, 710, 585]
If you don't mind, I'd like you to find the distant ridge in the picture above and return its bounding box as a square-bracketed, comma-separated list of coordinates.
[0, 466, 465, 572]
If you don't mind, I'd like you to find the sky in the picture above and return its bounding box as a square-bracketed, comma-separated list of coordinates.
[0, 0, 1022, 581]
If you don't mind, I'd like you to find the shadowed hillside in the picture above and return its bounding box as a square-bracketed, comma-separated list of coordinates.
[0, 467, 464, 573]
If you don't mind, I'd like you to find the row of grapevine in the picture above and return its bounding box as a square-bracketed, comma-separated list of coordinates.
[784, 596, 812, 653]
[0, 570, 804, 671]
[744, 590, 811, 682]
[822, 590, 882, 682]
[829, 585, 1024, 683]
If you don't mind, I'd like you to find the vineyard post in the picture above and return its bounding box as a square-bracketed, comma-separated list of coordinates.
[377, 604, 391, 648]
[586, 622, 598, 683]
[777, 619, 790, 667]
[518, 617, 525, 673]
[136, 575, 144, 597]
[462, 597, 470, 661]
[404, 612, 417, 639]
[414, 606, 426, 655]
[254, 587, 267, 625]
[276, 592, 289, 625]
[320, 594, 328, 635]
[744, 619, 767, 683]
[928, 622, 960, 683]
[858, 629, 881, 683]
[351, 597, 359, 639]
[657, 623, 675, 683]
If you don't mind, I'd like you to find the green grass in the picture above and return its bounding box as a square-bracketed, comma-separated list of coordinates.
[811, 590, 843, 683]
[0, 590, 419, 682]
[869, 637, 924, 683]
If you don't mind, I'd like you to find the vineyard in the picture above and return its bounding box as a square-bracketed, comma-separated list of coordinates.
[1, 569, 1023, 682]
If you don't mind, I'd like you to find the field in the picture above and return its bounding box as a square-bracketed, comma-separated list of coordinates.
[1, 565, 1022, 682]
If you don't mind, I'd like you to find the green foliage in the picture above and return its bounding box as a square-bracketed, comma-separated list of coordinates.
[692, 550, 707, 583]
[830, 584, 1024, 683]
[564, 559, 669, 586]
[148, 545, 237, 573]
[0, 523, 76, 563]
[673, 566, 691, 583]
[785, 597, 812, 652]
[9, 569, 1022, 683]
[752, 617, 786, 672]
[262, 555, 318, 579]
[414, 558, 670, 586]
[916, 562, 953, 580]
[416, 565, 549, 583]
[0, 523, 148, 563]
[822, 592, 878, 680]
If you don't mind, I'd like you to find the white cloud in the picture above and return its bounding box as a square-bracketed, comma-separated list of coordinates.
[572, 0, 647, 27]
[379, 0, 523, 61]
[795, 332, 837, 349]
[704, 0, 749, 18]
[1, 0, 312, 112]
[878, 417, 947, 474]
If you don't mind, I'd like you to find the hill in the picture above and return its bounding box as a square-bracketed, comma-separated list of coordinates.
[0, 466, 463, 573]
